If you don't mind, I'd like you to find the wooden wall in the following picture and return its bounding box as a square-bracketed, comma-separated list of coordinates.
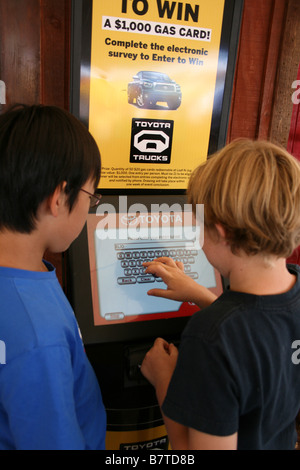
[0, 0, 70, 109]
[0, 0, 71, 283]
[227, 0, 300, 148]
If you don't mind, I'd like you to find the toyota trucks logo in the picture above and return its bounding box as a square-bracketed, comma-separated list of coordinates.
[130, 118, 174, 164]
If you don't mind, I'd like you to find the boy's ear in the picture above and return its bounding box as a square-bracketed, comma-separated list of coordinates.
[47, 182, 68, 217]
[215, 223, 228, 243]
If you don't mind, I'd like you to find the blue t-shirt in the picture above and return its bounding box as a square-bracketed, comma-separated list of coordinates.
[0, 262, 106, 450]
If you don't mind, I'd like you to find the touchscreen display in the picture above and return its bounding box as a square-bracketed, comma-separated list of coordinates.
[86, 212, 222, 326]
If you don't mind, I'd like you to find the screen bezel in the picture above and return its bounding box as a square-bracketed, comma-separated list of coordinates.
[66, 195, 225, 345]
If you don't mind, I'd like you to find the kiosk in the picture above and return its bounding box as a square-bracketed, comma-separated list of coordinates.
[67, 0, 243, 450]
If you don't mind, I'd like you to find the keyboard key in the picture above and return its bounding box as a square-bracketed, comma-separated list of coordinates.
[137, 275, 155, 283]
[129, 260, 136, 267]
[117, 277, 136, 284]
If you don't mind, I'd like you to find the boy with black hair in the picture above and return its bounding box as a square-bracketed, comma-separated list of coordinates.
[141, 139, 300, 450]
[0, 105, 106, 449]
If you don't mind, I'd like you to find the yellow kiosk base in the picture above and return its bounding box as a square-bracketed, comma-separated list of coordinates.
[105, 407, 170, 451]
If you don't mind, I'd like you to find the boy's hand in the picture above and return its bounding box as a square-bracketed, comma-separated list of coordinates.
[140, 338, 178, 404]
[143, 257, 217, 309]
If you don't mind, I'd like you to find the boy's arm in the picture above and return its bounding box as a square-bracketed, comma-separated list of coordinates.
[141, 338, 238, 450]
[143, 257, 217, 309]
[188, 428, 238, 450]
[141, 338, 189, 449]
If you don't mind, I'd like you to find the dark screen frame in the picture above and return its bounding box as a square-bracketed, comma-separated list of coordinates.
[67, 195, 225, 345]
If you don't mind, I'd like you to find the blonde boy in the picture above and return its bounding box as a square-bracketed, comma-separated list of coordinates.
[141, 139, 300, 450]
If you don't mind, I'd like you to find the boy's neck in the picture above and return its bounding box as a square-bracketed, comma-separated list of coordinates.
[0, 229, 47, 272]
[228, 254, 296, 296]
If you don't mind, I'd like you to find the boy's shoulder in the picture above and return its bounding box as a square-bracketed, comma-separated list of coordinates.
[0, 264, 77, 360]
[183, 264, 300, 343]
[0, 260, 56, 276]
[183, 292, 248, 343]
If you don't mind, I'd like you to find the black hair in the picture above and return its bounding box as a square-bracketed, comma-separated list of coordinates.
[0, 104, 101, 233]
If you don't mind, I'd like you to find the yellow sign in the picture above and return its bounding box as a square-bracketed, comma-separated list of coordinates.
[88, 0, 225, 190]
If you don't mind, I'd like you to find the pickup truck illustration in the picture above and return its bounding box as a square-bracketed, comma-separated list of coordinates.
[127, 71, 182, 110]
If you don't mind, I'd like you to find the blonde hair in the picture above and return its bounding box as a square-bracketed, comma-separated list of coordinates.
[187, 139, 300, 257]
